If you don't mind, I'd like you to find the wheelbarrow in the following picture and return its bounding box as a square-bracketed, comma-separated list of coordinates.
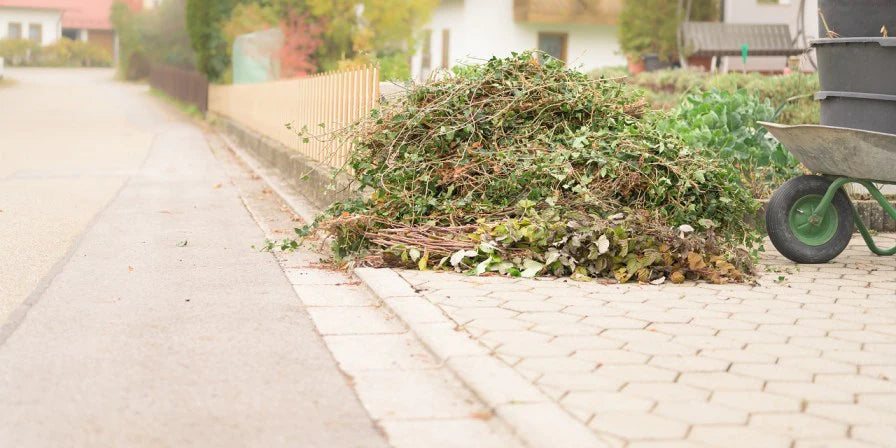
[759, 122, 896, 263]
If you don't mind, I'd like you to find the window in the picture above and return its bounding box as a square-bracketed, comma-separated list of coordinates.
[62, 28, 79, 40]
[28, 24, 42, 43]
[421, 29, 432, 70]
[441, 29, 450, 68]
[7, 22, 22, 39]
[538, 32, 568, 63]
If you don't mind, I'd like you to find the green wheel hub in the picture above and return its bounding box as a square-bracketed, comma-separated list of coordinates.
[788, 194, 839, 246]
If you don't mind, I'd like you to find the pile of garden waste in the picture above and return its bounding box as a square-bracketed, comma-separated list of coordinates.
[311, 52, 762, 284]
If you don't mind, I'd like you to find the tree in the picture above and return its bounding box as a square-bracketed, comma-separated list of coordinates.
[618, 0, 718, 62]
[186, 0, 245, 80]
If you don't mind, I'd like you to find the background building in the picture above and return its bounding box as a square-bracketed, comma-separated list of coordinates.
[0, 0, 143, 57]
[411, 0, 625, 80]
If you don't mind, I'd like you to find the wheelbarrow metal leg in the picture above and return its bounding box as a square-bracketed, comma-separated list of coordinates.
[851, 180, 896, 257]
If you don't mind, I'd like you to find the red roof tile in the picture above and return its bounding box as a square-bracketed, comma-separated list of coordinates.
[0, 0, 140, 30]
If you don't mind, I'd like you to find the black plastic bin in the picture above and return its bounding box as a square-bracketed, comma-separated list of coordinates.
[818, 0, 896, 38]
[817, 91, 896, 135]
[813, 38, 896, 96]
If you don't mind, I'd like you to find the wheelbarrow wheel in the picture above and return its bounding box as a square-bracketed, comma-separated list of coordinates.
[766, 175, 854, 264]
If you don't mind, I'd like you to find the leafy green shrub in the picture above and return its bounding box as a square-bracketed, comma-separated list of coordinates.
[591, 68, 820, 125]
[0, 38, 110, 67]
[37, 39, 112, 67]
[301, 53, 761, 283]
[662, 89, 803, 197]
[0, 39, 41, 66]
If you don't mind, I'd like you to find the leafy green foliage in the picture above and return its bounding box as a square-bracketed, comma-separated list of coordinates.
[186, 0, 246, 80]
[0, 38, 111, 67]
[591, 68, 820, 125]
[618, 0, 718, 61]
[111, 0, 195, 79]
[308, 52, 761, 283]
[661, 89, 803, 197]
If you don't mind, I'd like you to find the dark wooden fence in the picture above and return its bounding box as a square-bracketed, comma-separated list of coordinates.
[149, 65, 209, 113]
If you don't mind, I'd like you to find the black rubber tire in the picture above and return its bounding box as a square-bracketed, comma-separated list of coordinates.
[766, 175, 854, 264]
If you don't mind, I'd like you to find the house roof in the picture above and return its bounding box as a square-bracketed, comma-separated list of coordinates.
[0, 0, 140, 30]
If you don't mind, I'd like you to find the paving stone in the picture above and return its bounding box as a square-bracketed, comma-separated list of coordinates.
[380, 419, 525, 448]
[852, 425, 896, 446]
[551, 335, 625, 350]
[573, 349, 650, 365]
[748, 413, 847, 439]
[729, 363, 814, 381]
[466, 318, 533, 332]
[496, 402, 605, 448]
[562, 391, 655, 414]
[581, 316, 649, 330]
[806, 403, 896, 425]
[649, 323, 716, 336]
[677, 372, 763, 391]
[438, 296, 504, 308]
[793, 439, 879, 448]
[532, 323, 600, 336]
[518, 311, 582, 324]
[590, 413, 689, 440]
[352, 368, 485, 419]
[648, 355, 730, 373]
[307, 307, 405, 335]
[447, 355, 546, 405]
[517, 357, 596, 374]
[412, 321, 491, 360]
[709, 390, 801, 413]
[601, 329, 671, 343]
[699, 349, 778, 364]
[294, 284, 379, 307]
[653, 401, 747, 424]
[763, 382, 855, 402]
[856, 393, 896, 413]
[788, 336, 862, 352]
[624, 340, 697, 356]
[622, 382, 709, 402]
[498, 342, 573, 358]
[502, 300, 565, 312]
[324, 333, 439, 372]
[671, 335, 744, 350]
[479, 330, 552, 347]
[688, 426, 792, 448]
[596, 365, 678, 382]
[777, 356, 857, 374]
[745, 343, 821, 358]
[815, 374, 896, 393]
[537, 372, 625, 393]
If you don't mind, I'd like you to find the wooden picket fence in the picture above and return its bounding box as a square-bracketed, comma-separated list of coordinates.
[208, 66, 380, 168]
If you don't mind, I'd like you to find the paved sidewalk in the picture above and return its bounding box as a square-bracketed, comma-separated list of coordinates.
[0, 70, 386, 447]
[383, 237, 896, 448]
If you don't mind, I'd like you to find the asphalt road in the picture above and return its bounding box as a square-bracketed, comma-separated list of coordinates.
[0, 68, 387, 447]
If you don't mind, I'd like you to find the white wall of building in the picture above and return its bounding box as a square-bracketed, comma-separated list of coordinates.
[0, 7, 62, 46]
[411, 0, 625, 80]
[722, 0, 817, 72]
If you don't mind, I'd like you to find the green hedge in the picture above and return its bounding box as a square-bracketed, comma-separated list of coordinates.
[0, 38, 112, 67]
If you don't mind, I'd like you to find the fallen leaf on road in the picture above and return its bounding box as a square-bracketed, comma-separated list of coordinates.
[213, 183, 223, 189]
[471, 410, 493, 420]
[128, 266, 134, 272]
[261, 188, 273, 195]
[176, 240, 188, 247]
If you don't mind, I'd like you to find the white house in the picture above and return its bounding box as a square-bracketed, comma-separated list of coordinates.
[721, 0, 818, 72]
[0, 3, 62, 46]
[411, 0, 625, 80]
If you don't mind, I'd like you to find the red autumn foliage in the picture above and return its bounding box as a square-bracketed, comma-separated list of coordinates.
[279, 10, 324, 78]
